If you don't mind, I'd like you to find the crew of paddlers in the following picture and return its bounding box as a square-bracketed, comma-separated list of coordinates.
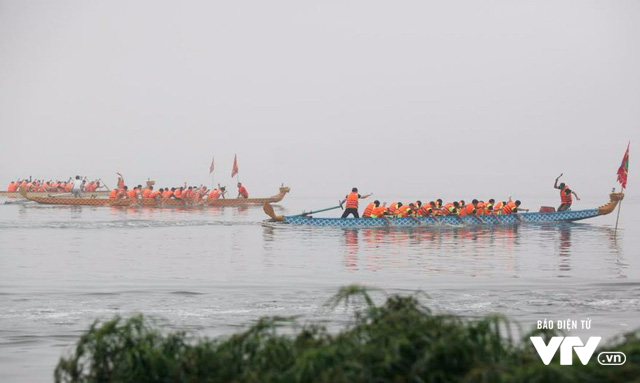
[107, 174, 250, 200]
[5, 174, 252, 201]
[341, 188, 529, 219]
[6, 178, 103, 193]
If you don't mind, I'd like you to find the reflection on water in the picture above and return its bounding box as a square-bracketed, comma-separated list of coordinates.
[308, 223, 629, 279]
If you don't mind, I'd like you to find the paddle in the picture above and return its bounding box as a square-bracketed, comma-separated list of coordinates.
[263, 200, 346, 222]
[98, 178, 110, 191]
[295, 200, 344, 217]
[4, 199, 32, 205]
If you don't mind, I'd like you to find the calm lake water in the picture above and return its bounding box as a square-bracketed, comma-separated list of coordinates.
[1, 194, 639, 382]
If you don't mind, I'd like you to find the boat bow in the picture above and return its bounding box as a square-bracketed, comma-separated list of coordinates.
[597, 192, 624, 216]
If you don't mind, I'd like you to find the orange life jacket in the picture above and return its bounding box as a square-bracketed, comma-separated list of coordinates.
[396, 205, 411, 217]
[387, 202, 399, 214]
[362, 202, 375, 218]
[238, 186, 249, 198]
[345, 192, 359, 209]
[163, 190, 173, 198]
[502, 201, 517, 214]
[109, 189, 118, 199]
[174, 189, 183, 198]
[7, 182, 17, 192]
[127, 189, 137, 199]
[209, 189, 220, 199]
[142, 189, 152, 198]
[419, 205, 433, 216]
[476, 202, 485, 215]
[150, 190, 161, 198]
[371, 206, 387, 218]
[493, 202, 504, 214]
[442, 203, 455, 215]
[560, 186, 572, 204]
[460, 204, 475, 216]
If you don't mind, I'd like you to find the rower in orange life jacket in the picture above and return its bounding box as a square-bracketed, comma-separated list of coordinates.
[554, 173, 580, 212]
[208, 188, 221, 199]
[460, 199, 478, 216]
[341, 187, 372, 218]
[416, 202, 433, 217]
[237, 182, 249, 198]
[127, 186, 138, 199]
[109, 188, 119, 199]
[386, 202, 401, 215]
[371, 203, 388, 218]
[396, 204, 412, 217]
[362, 200, 379, 218]
[142, 186, 153, 198]
[502, 200, 528, 214]
[475, 201, 485, 215]
[151, 188, 162, 199]
[484, 199, 495, 215]
[442, 201, 460, 215]
[7, 182, 17, 192]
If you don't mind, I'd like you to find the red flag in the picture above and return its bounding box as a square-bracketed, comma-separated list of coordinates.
[231, 154, 239, 178]
[617, 142, 630, 189]
[209, 156, 215, 174]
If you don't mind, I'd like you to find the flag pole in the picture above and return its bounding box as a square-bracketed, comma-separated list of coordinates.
[614, 187, 624, 234]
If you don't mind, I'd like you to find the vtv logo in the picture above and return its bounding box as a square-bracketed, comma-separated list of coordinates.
[530, 336, 601, 365]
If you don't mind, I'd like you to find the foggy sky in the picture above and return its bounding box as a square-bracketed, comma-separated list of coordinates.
[1, 1, 638, 202]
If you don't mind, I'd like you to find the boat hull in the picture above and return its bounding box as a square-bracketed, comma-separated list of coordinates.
[268, 209, 600, 227]
[18, 186, 290, 207]
[263, 193, 624, 228]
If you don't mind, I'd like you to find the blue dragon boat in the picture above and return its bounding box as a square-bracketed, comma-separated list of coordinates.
[263, 193, 623, 228]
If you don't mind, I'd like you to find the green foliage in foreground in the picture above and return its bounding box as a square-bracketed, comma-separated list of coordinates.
[55, 285, 640, 383]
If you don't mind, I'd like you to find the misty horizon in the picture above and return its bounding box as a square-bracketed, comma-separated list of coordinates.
[1, 1, 638, 201]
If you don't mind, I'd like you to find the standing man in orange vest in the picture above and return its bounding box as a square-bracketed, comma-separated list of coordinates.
[554, 173, 580, 212]
[341, 187, 372, 218]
